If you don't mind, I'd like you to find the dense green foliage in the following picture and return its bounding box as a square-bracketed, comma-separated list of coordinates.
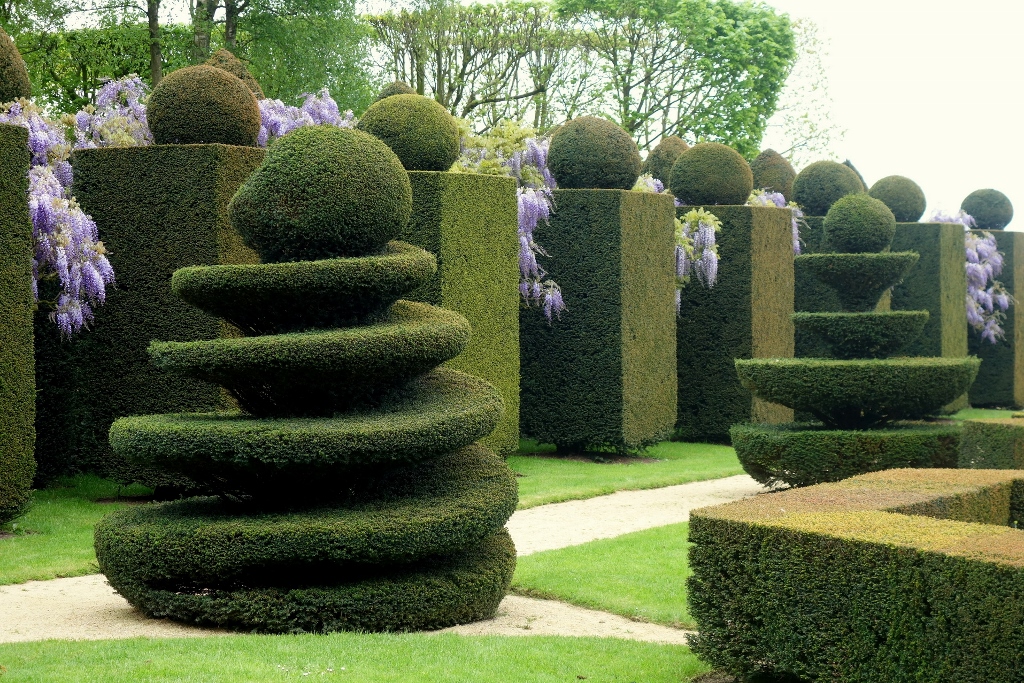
[0, 26, 31, 103]
[669, 142, 752, 206]
[146, 65, 260, 146]
[230, 126, 412, 262]
[731, 422, 960, 488]
[959, 418, 1024, 469]
[641, 135, 688, 182]
[548, 116, 642, 190]
[521, 189, 677, 451]
[869, 175, 926, 222]
[792, 311, 929, 359]
[793, 216, 844, 357]
[689, 468, 1024, 681]
[797, 252, 919, 312]
[0, 125, 35, 523]
[842, 158, 868, 190]
[822, 193, 896, 253]
[962, 188, 1014, 230]
[750, 148, 795, 201]
[792, 160, 864, 216]
[204, 48, 263, 98]
[357, 94, 461, 172]
[375, 80, 416, 101]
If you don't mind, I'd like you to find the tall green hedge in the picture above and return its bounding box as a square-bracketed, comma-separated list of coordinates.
[959, 418, 1024, 469]
[67, 144, 264, 487]
[0, 124, 35, 523]
[675, 205, 794, 442]
[968, 229, 1024, 407]
[689, 468, 1024, 682]
[520, 189, 676, 451]
[401, 172, 519, 455]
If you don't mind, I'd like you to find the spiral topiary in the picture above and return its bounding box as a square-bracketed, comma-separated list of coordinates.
[792, 160, 865, 216]
[750, 149, 796, 202]
[0, 26, 31, 104]
[146, 65, 261, 146]
[961, 188, 1013, 230]
[356, 94, 460, 172]
[547, 116, 642, 190]
[823, 193, 896, 253]
[669, 142, 753, 206]
[868, 175, 926, 222]
[375, 80, 416, 102]
[641, 135, 688, 184]
[229, 125, 412, 262]
[204, 48, 264, 99]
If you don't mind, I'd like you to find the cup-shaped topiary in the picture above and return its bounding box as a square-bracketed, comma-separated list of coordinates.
[751, 149, 796, 202]
[962, 188, 1013, 230]
[823, 193, 896, 253]
[792, 311, 929, 359]
[669, 142, 753, 206]
[0, 26, 31, 104]
[868, 175, 926, 223]
[356, 94, 460, 172]
[641, 135, 688, 184]
[547, 116, 642, 190]
[797, 252, 919, 312]
[229, 126, 412, 262]
[792, 160, 865, 216]
[375, 81, 416, 102]
[146, 65, 261, 146]
[204, 48, 264, 99]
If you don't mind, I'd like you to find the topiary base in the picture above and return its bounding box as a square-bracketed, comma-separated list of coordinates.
[731, 422, 961, 488]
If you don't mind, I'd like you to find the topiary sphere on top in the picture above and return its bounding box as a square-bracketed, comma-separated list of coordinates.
[356, 94, 460, 172]
[0, 26, 31, 104]
[842, 159, 868, 191]
[750, 149, 796, 202]
[641, 136, 689, 184]
[229, 125, 412, 263]
[962, 188, 1014, 230]
[868, 175, 926, 223]
[792, 161, 865, 216]
[374, 81, 416, 102]
[147, 65, 261, 146]
[205, 48, 264, 99]
[823, 193, 896, 253]
[669, 142, 753, 206]
[548, 116, 642, 190]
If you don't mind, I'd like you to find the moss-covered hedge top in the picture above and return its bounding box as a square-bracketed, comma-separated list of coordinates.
[356, 94, 460, 172]
[204, 48, 264, 99]
[669, 142, 752, 206]
[0, 26, 30, 104]
[869, 175, 926, 222]
[792, 160, 865, 216]
[641, 135, 688, 183]
[548, 116, 642, 190]
[147, 65, 261, 146]
[962, 188, 1013, 230]
[823, 193, 896, 253]
[750, 148, 796, 201]
[374, 81, 416, 102]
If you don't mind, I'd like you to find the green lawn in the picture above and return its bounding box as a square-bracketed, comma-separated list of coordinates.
[513, 522, 694, 628]
[0, 633, 710, 682]
[949, 407, 1020, 421]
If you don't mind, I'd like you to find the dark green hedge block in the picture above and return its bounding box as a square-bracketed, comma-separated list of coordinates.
[401, 172, 519, 455]
[521, 189, 677, 451]
[0, 124, 35, 523]
[676, 206, 794, 442]
[68, 144, 265, 487]
[968, 229, 1024, 407]
[959, 418, 1024, 469]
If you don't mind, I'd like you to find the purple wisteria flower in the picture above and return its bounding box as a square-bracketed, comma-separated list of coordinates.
[674, 208, 721, 313]
[258, 89, 354, 146]
[748, 188, 804, 254]
[72, 76, 152, 149]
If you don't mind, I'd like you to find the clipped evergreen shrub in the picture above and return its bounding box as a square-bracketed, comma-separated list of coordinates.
[146, 65, 261, 146]
[547, 116, 642, 190]
[792, 310, 929, 359]
[0, 124, 35, 522]
[793, 215, 844, 357]
[0, 26, 31, 103]
[962, 188, 1013, 230]
[822, 193, 896, 253]
[520, 189, 677, 451]
[204, 48, 264, 99]
[869, 175, 926, 222]
[792, 160, 864, 216]
[688, 468, 1024, 681]
[750, 148, 796, 201]
[842, 158, 868, 190]
[959, 418, 1024, 469]
[356, 94, 460, 172]
[641, 135, 688, 183]
[797, 252, 918, 312]
[374, 81, 416, 101]
[669, 142, 752, 206]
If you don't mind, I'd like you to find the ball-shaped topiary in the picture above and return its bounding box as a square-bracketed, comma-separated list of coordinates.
[356, 94, 460, 172]
[669, 142, 753, 206]
[868, 175, 926, 223]
[641, 136, 688, 184]
[842, 159, 868, 191]
[792, 160, 865, 216]
[204, 48, 264, 99]
[751, 149, 796, 202]
[823, 193, 896, 253]
[375, 81, 416, 102]
[229, 125, 412, 262]
[147, 65, 261, 146]
[0, 26, 31, 104]
[962, 188, 1014, 230]
[547, 116, 642, 190]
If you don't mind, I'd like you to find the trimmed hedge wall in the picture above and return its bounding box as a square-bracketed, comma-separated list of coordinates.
[67, 144, 264, 487]
[520, 189, 677, 451]
[0, 124, 35, 523]
[968, 229, 1024, 407]
[401, 172, 520, 455]
[676, 206, 794, 442]
[689, 468, 1024, 681]
[959, 418, 1024, 469]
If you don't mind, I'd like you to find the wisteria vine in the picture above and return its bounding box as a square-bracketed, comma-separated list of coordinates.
[257, 88, 355, 146]
[747, 188, 805, 255]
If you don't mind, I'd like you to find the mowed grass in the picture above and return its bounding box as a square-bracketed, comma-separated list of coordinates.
[513, 522, 694, 628]
[511, 441, 743, 509]
[0, 633, 710, 683]
[949, 407, 1020, 421]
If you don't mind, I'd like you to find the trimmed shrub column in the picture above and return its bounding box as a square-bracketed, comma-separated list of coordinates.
[403, 171, 520, 455]
[0, 123, 35, 523]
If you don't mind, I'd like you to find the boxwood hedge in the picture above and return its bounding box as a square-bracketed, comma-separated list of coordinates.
[959, 418, 1024, 469]
[792, 311, 928, 360]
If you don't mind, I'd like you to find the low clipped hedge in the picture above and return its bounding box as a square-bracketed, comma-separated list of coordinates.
[792, 311, 928, 359]
[731, 422, 960, 488]
[689, 468, 1024, 681]
[796, 252, 919, 312]
[959, 418, 1024, 469]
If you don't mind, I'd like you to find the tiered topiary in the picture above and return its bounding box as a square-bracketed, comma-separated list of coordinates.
[547, 116, 642, 190]
[357, 94, 460, 172]
[146, 65, 261, 146]
[374, 80, 416, 101]
[750, 148, 796, 201]
[0, 26, 30, 104]
[669, 142, 752, 206]
[93, 124, 517, 633]
[204, 48, 264, 99]
[962, 188, 1013, 230]
[791, 160, 864, 217]
[732, 193, 979, 487]
[641, 135, 688, 183]
[869, 174, 926, 222]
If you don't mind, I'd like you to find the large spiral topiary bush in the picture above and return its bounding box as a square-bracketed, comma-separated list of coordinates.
[641, 135, 688, 183]
[750, 149, 796, 201]
[962, 188, 1013, 230]
[792, 160, 865, 216]
[146, 65, 261, 146]
[669, 142, 752, 206]
[868, 175, 926, 222]
[548, 116, 642, 190]
[94, 125, 517, 633]
[357, 94, 461, 172]
[0, 26, 30, 104]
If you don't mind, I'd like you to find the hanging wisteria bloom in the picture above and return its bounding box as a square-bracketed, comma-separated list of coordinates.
[674, 208, 721, 313]
[70, 76, 152, 149]
[257, 89, 355, 146]
[747, 188, 805, 254]
[632, 173, 664, 194]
